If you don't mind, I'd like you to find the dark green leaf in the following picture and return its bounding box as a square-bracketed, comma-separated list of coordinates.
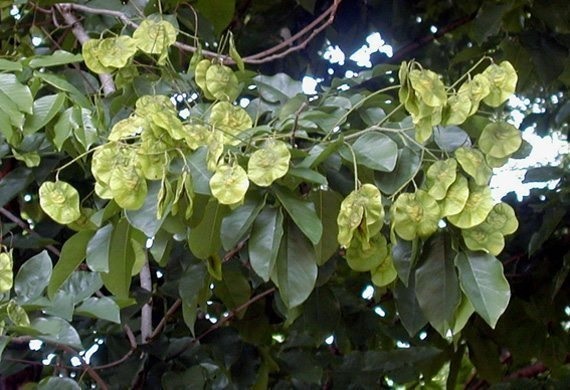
[249, 206, 284, 281]
[529, 206, 565, 256]
[394, 276, 427, 337]
[0, 166, 33, 208]
[15, 250, 52, 302]
[470, 1, 513, 45]
[455, 251, 510, 328]
[523, 166, 564, 183]
[415, 234, 461, 337]
[48, 230, 94, 299]
[310, 190, 341, 265]
[391, 238, 420, 286]
[375, 147, 421, 195]
[433, 125, 472, 152]
[342, 132, 398, 172]
[273, 185, 322, 245]
[273, 220, 318, 308]
[188, 199, 228, 259]
[214, 262, 251, 313]
[195, 0, 236, 35]
[220, 192, 265, 250]
[24, 94, 66, 135]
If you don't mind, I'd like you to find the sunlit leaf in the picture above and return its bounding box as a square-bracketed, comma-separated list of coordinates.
[133, 19, 177, 54]
[0, 250, 13, 293]
[391, 190, 440, 241]
[455, 147, 492, 186]
[248, 140, 291, 186]
[478, 121, 522, 159]
[425, 158, 457, 200]
[482, 61, 517, 107]
[447, 184, 494, 229]
[210, 164, 249, 205]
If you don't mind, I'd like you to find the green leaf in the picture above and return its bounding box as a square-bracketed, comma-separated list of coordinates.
[195, 0, 236, 35]
[24, 93, 66, 135]
[311, 190, 341, 265]
[33, 72, 91, 108]
[375, 147, 421, 195]
[32, 317, 82, 349]
[75, 297, 121, 323]
[48, 230, 94, 299]
[221, 193, 265, 250]
[273, 220, 318, 308]
[287, 167, 328, 186]
[188, 199, 228, 259]
[343, 132, 398, 172]
[0, 59, 22, 72]
[100, 219, 135, 299]
[29, 50, 83, 68]
[15, 250, 52, 302]
[273, 185, 322, 245]
[44, 291, 74, 321]
[415, 234, 461, 337]
[254, 73, 303, 104]
[0, 89, 25, 129]
[59, 271, 103, 305]
[187, 147, 213, 195]
[249, 206, 284, 281]
[214, 262, 251, 313]
[0, 166, 33, 208]
[394, 276, 427, 337]
[455, 251, 510, 328]
[0, 74, 33, 114]
[37, 376, 81, 390]
[523, 166, 564, 183]
[125, 180, 165, 237]
[86, 224, 113, 273]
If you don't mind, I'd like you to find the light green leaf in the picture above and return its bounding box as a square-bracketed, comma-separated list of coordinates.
[273, 220, 318, 308]
[29, 50, 83, 68]
[249, 206, 284, 281]
[86, 224, 113, 273]
[273, 185, 322, 245]
[0, 74, 33, 114]
[48, 230, 95, 299]
[133, 19, 178, 54]
[25, 93, 66, 135]
[415, 234, 461, 337]
[0, 250, 13, 293]
[75, 297, 121, 324]
[15, 250, 52, 302]
[188, 199, 228, 259]
[32, 317, 82, 349]
[39, 181, 82, 224]
[37, 376, 81, 390]
[0, 59, 22, 72]
[100, 219, 135, 299]
[455, 251, 510, 328]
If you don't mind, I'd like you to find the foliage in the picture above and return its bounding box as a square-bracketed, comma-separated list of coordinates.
[0, 0, 568, 389]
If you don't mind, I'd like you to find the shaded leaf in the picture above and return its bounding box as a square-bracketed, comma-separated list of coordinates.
[273, 185, 322, 245]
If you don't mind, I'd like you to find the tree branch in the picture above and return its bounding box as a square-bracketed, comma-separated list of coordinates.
[139, 261, 153, 344]
[51, 1, 342, 65]
[9, 336, 108, 389]
[53, 4, 116, 96]
[148, 298, 181, 341]
[196, 287, 276, 341]
[0, 207, 60, 257]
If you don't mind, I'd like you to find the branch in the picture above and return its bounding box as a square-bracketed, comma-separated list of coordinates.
[196, 287, 276, 341]
[51, 1, 342, 65]
[139, 261, 153, 344]
[9, 336, 108, 389]
[389, 12, 477, 63]
[0, 207, 60, 257]
[148, 298, 182, 341]
[53, 4, 116, 96]
[92, 325, 137, 370]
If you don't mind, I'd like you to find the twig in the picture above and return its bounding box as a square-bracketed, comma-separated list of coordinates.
[9, 336, 108, 389]
[148, 299, 182, 341]
[196, 287, 276, 341]
[53, 4, 116, 96]
[139, 261, 153, 344]
[50, 1, 342, 65]
[0, 207, 61, 257]
[92, 325, 137, 370]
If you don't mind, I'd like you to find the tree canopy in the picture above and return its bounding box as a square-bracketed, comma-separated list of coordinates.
[0, 0, 568, 388]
